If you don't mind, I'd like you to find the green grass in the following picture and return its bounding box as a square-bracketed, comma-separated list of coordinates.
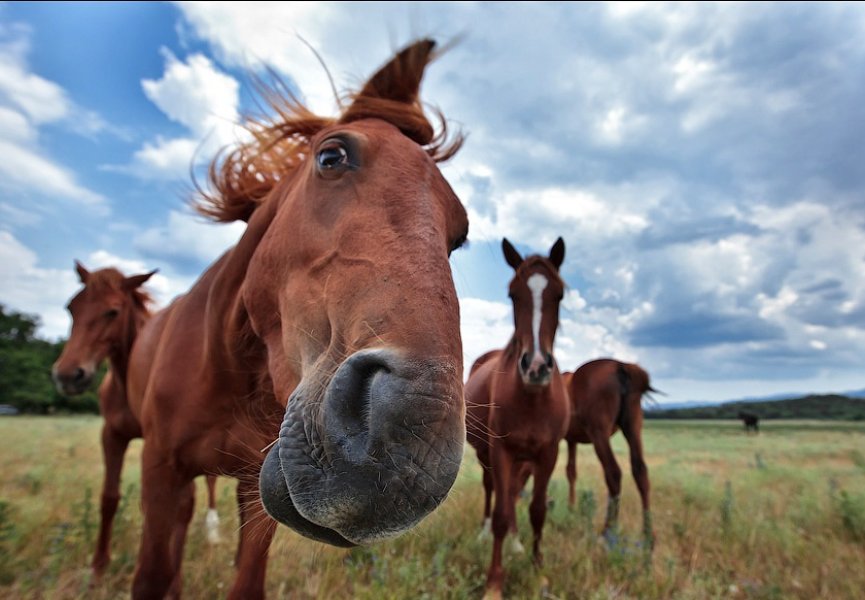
[1, 417, 864, 598]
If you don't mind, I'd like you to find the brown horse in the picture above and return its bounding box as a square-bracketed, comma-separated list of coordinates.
[51, 263, 222, 580]
[465, 238, 570, 599]
[563, 358, 657, 547]
[126, 39, 469, 599]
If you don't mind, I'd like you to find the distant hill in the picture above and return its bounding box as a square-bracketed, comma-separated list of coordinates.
[645, 394, 865, 420]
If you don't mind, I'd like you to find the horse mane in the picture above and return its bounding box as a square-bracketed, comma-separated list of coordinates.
[196, 39, 463, 224]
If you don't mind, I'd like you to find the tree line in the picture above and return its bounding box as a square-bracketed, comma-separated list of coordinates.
[0, 304, 102, 414]
[645, 394, 865, 421]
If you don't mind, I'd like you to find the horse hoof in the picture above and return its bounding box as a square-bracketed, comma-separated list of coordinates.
[509, 537, 525, 554]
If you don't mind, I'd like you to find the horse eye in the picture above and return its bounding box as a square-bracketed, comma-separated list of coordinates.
[105, 309, 120, 319]
[316, 143, 349, 170]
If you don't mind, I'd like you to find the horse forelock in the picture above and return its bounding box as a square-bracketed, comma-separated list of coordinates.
[81, 269, 151, 309]
[514, 256, 564, 288]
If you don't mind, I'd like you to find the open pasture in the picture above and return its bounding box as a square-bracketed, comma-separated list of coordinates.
[1, 417, 863, 599]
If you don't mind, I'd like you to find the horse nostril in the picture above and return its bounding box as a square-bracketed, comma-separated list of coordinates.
[520, 353, 530, 373]
[545, 353, 553, 369]
[73, 368, 87, 383]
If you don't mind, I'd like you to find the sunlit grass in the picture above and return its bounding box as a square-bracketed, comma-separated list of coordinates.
[1, 417, 863, 598]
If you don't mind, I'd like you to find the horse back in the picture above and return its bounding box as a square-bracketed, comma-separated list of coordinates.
[566, 359, 621, 443]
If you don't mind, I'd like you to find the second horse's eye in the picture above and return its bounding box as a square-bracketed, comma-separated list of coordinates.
[105, 309, 120, 319]
[317, 144, 348, 170]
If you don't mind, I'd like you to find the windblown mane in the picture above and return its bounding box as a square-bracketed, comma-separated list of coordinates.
[197, 39, 463, 224]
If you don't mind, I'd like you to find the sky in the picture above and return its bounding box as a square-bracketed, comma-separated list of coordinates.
[2, 1, 865, 404]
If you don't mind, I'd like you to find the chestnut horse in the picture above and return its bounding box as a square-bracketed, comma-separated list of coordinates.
[563, 358, 658, 547]
[51, 264, 222, 580]
[127, 39, 469, 599]
[465, 238, 570, 599]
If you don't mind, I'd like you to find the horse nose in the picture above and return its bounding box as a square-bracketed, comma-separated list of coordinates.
[521, 351, 552, 385]
[53, 366, 91, 395]
[264, 348, 464, 545]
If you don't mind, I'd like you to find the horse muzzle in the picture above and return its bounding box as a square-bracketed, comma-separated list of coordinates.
[260, 348, 464, 545]
[51, 366, 94, 396]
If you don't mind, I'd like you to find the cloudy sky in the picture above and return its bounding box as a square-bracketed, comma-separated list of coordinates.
[2, 1, 865, 404]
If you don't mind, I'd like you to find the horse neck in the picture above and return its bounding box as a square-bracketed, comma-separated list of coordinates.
[202, 195, 278, 374]
[108, 300, 150, 385]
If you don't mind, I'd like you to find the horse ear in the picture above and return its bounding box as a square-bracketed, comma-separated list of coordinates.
[123, 269, 158, 292]
[548, 237, 565, 270]
[353, 39, 436, 105]
[74, 260, 90, 283]
[501, 238, 523, 270]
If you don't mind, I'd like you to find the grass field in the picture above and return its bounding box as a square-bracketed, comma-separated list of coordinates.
[1, 417, 863, 599]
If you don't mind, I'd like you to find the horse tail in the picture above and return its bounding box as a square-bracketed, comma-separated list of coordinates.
[615, 362, 631, 431]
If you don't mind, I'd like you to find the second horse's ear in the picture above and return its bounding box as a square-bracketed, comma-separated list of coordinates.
[75, 260, 90, 284]
[122, 269, 158, 292]
[502, 238, 523, 270]
[548, 237, 565, 270]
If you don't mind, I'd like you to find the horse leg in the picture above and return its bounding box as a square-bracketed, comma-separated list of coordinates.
[92, 425, 130, 580]
[622, 415, 653, 549]
[529, 447, 558, 567]
[566, 440, 577, 507]
[163, 480, 196, 599]
[591, 435, 622, 541]
[485, 447, 515, 600]
[481, 466, 494, 535]
[506, 463, 528, 553]
[226, 476, 276, 600]
[204, 475, 221, 544]
[132, 446, 190, 600]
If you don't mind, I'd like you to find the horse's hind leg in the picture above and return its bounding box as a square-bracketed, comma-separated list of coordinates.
[485, 446, 515, 600]
[92, 425, 130, 580]
[565, 439, 577, 507]
[227, 476, 276, 600]
[204, 475, 221, 544]
[481, 466, 494, 534]
[591, 435, 622, 541]
[132, 445, 190, 600]
[622, 412, 653, 548]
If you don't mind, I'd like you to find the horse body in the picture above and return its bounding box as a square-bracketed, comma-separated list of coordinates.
[51, 264, 221, 580]
[465, 238, 569, 599]
[127, 40, 469, 599]
[563, 358, 655, 546]
[738, 411, 760, 433]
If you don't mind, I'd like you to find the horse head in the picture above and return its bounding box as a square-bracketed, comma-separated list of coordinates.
[52, 262, 155, 395]
[202, 40, 468, 546]
[502, 237, 566, 388]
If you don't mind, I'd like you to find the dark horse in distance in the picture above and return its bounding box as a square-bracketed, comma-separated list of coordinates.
[738, 411, 760, 433]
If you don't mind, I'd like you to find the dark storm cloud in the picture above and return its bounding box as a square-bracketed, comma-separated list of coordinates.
[629, 310, 785, 348]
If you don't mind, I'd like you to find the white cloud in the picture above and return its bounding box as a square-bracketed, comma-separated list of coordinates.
[121, 50, 243, 180]
[133, 209, 245, 267]
[0, 22, 107, 214]
[0, 230, 79, 340]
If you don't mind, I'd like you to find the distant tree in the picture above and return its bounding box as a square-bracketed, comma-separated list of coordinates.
[0, 304, 100, 414]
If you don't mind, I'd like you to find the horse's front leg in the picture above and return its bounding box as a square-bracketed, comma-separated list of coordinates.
[92, 424, 130, 580]
[132, 443, 191, 600]
[529, 445, 558, 567]
[485, 444, 514, 600]
[226, 475, 276, 600]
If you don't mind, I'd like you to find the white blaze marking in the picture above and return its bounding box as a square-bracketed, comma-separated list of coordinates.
[527, 273, 548, 363]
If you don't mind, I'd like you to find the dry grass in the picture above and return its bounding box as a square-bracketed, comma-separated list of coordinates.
[1, 416, 863, 599]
